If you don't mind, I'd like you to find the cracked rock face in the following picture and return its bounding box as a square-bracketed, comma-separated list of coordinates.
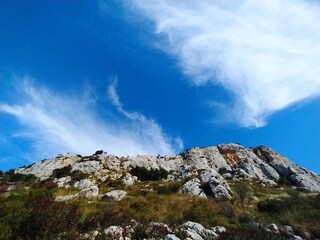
[180, 178, 207, 198]
[255, 146, 320, 192]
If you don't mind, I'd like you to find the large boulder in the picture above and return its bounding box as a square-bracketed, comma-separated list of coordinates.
[180, 221, 218, 240]
[200, 169, 232, 200]
[180, 178, 206, 198]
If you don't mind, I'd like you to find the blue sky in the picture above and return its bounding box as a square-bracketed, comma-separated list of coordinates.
[1, 0, 319, 173]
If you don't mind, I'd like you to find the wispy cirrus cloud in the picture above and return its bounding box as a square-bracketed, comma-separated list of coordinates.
[128, 0, 320, 127]
[0, 76, 182, 163]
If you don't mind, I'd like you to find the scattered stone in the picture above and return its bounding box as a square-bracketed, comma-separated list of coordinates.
[266, 223, 279, 233]
[281, 225, 294, 236]
[55, 194, 75, 201]
[212, 226, 226, 234]
[104, 226, 130, 240]
[101, 190, 127, 201]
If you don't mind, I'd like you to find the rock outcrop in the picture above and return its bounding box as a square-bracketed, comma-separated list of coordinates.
[14, 143, 320, 193]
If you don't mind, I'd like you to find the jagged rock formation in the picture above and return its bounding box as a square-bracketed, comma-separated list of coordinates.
[15, 143, 320, 194]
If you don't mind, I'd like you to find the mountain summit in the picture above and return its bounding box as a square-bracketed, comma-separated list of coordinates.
[1, 143, 319, 239]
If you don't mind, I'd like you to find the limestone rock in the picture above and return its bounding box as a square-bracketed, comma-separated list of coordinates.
[15, 154, 81, 180]
[255, 146, 320, 192]
[73, 179, 95, 190]
[122, 173, 138, 186]
[212, 226, 226, 234]
[218, 144, 280, 182]
[78, 186, 99, 198]
[164, 234, 181, 240]
[180, 221, 218, 240]
[54, 176, 71, 188]
[102, 190, 127, 201]
[104, 226, 130, 240]
[71, 161, 101, 174]
[180, 178, 206, 198]
[281, 225, 294, 236]
[55, 194, 75, 201]
[266, 223, 279, 233]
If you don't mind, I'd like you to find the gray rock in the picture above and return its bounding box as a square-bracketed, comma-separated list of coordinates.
[218, 144, 280, 182]
[78, 186, 99, 198]
[15, 154, 81, 180]
[180, 178, 206, 198]
[281, 225, 294, 236]
[180, 221, 218, 239]
[164, 234, 181, 240]
[73, 179, 95, 190]
[289, 236, 303, 240]
[212, 226, 226, 233]
[71, 161, 101, 174]
[266, 223, 279, 233]
[199, 169, 232, 200]
[104, 226, 130, 240]
[122, 173, 138, 186]
[255, 146, 320, 192]
[55, 194, 75, 201]
[102, 190, 127, 201]
[54, 176, 71, 188]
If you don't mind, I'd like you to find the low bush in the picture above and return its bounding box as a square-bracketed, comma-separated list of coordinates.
[130, 166, 168, 181]
[52, 165, 72, 178]
[153, 181, 182, 195]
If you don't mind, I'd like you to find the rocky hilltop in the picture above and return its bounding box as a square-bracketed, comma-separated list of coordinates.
[15, 143, 320, 194]
[1, 143, 320, 240]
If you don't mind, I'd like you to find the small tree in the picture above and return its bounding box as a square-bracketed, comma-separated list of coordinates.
[234, 181, 252, 209]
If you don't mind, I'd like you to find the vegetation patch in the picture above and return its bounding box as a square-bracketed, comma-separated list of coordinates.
[129, 166, 168, 181]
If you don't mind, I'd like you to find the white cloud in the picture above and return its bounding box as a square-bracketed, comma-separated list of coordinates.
[128, 0, 320, 127]
[0, 76, 182, 162]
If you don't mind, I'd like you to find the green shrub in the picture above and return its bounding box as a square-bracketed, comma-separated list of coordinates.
[130, 166, 168, 181]
[233, 181, 252, 208]
[52, 165, 72, 178]
[257, 199, 288, 213]
[4, 170, 37, 183]
[132, 224, 148, 239]
[154, 181, 182, 195]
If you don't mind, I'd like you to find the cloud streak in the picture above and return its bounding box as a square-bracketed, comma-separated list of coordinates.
[0, 76, 182, 163]
[128, 0, 320, 127]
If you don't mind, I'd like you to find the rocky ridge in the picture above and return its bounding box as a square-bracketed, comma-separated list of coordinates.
[15, 143, 320, 194]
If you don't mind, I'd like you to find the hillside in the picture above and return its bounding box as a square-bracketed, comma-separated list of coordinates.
[0, 143, 319, 239]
